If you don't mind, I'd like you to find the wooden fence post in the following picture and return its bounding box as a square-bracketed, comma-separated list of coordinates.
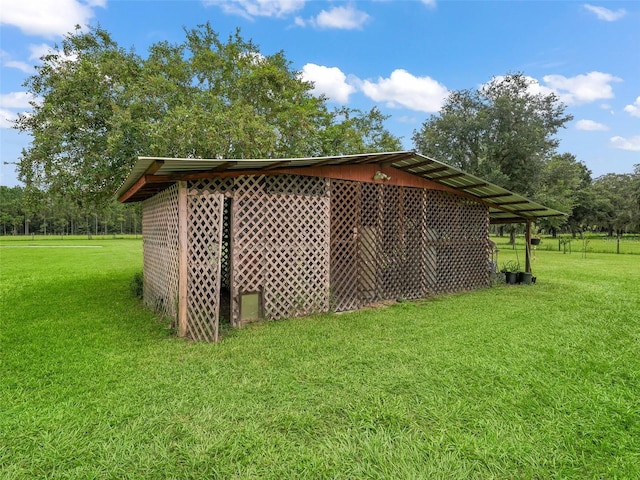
[525, 221, 532, 273]
[178, 181, 188, 337]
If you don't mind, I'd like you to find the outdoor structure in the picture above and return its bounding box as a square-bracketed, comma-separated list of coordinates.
[117, 151, 563, 342]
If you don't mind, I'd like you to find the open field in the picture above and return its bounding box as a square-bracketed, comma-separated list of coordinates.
[492, 233, 640, 256]
[1, 236, 639, 478]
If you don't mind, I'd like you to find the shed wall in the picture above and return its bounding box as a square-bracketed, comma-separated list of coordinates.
[188, 175, 331, 327]
[141, 174, 490, 340]
[142, 183, 180, 322]
[330, 180, 490, 311]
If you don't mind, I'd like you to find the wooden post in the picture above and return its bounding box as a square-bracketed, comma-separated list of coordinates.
[178, 181, 188, 337]
[525, 220, 532, 273]
[213, 197, 224, 342]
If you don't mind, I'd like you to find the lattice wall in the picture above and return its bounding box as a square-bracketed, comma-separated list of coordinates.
[142, 175, 489, 341]
[330, 180, 489, 311]
[186, 190, 224, 342]
[231, 175, 331, 324]
[186, 175, 331, 328]
[426, 190, 489, 294]
[329, 180, 360, 311]
[142, 183, 180, 322]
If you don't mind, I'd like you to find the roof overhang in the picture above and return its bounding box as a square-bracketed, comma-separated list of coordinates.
[116, 151, 565, 224]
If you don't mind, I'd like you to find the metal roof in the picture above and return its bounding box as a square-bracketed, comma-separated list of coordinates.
[116, 150, 565, 224]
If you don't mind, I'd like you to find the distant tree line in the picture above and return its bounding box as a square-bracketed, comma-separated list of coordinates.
[0, 186, 140, 236]
[4, 165, 637, 237]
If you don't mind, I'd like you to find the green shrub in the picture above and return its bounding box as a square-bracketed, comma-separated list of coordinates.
[130, 271, 143, 298]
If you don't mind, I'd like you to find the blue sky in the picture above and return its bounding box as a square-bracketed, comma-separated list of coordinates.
[1, 0, 638, 188]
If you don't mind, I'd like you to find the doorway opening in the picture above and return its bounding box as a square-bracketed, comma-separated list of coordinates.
[219, 196, 232, 326]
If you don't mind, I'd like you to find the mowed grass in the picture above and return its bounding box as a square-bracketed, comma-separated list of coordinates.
[493, 233, 640, 256]
[1, 237, 639, 478]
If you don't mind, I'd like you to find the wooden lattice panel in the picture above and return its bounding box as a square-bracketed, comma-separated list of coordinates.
[379, 185, 406, 300]
[358, 183, 383, 304]
[231, 175, 331, 324]
[186, 190, 224, 342]
[189, 177, 236, 196]
[220, 199, 231, 290]
[330, 180, 360, 311]
[189, 178, 234, 290]
[399, 187, 428, 299]
[143, 174, 489, 342]
[425, 191, 490, 294]
[329, 180, 489, 310]
[142, 184, 180, 323]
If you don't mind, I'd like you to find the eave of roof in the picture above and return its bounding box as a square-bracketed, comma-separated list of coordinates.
[115, 150, 565, 224]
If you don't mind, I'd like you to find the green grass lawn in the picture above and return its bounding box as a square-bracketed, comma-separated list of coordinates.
[1, 236, 639, 478]
[493, 233, 640, 256]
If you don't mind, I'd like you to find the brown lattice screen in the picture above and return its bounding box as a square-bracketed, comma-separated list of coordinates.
[186, 190, 224, 341]
[230, 175, 331, 324]
[187, 175, 330, 329]
[142, 175, 489, 341]
[330, 180, 489, 311]
[142, 183, 180, 322]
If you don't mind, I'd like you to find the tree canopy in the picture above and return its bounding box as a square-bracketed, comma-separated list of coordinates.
[15, 24, 401, 207]
[412, 73, 573, 198]
[589, 172, 640, 235]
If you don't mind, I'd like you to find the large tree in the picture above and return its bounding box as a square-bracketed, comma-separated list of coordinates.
[16, 26, 141, 207]
[535, 153, 593, 234]
[15, 24, 401, 207]
[589, 172, 640, 235]
[412, 73, 573, 197]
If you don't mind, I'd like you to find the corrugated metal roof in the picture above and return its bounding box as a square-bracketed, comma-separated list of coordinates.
[116, 151, 565, 224]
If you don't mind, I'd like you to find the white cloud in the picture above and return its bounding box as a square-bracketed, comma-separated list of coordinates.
[0, 92, 38, 129]
[397, 115, 418, 124]
[0, 108, 18, 129]
[313, 5, 370, 30]
[4, 59, 32, 73]
[26, 43, 78, 66]
[624, 96, 640, 118]
[29, 43, 56, 61]
[611, 135, 640, 151]
[576, 119, 609, 131]
[203, 0, 306, 19]
[542, 71, 622, 105]
[583, 4, 626, 22]
[0, 0, 105, 38]
[300, 64, 355, 103]
[421, 0, 437, 7]
[360, 69, 448, 113]
[0, 92, 37, 109]
[0, 51, 33, 73]
[0, 44, 63, 73]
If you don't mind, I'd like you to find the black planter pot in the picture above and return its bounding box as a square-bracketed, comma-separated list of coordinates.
[517, 272, 533, 285]
[505, 272, 518, 284]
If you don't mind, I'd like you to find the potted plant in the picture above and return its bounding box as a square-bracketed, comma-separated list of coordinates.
[500, 260, 520, 285]
[529, 226, 541, 246]
[517, 270, 533, 285]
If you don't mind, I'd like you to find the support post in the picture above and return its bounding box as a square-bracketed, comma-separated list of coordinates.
[178, 181, 188, 337]
[213, 197, 224, 342]
[525, 220, 532, 273]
